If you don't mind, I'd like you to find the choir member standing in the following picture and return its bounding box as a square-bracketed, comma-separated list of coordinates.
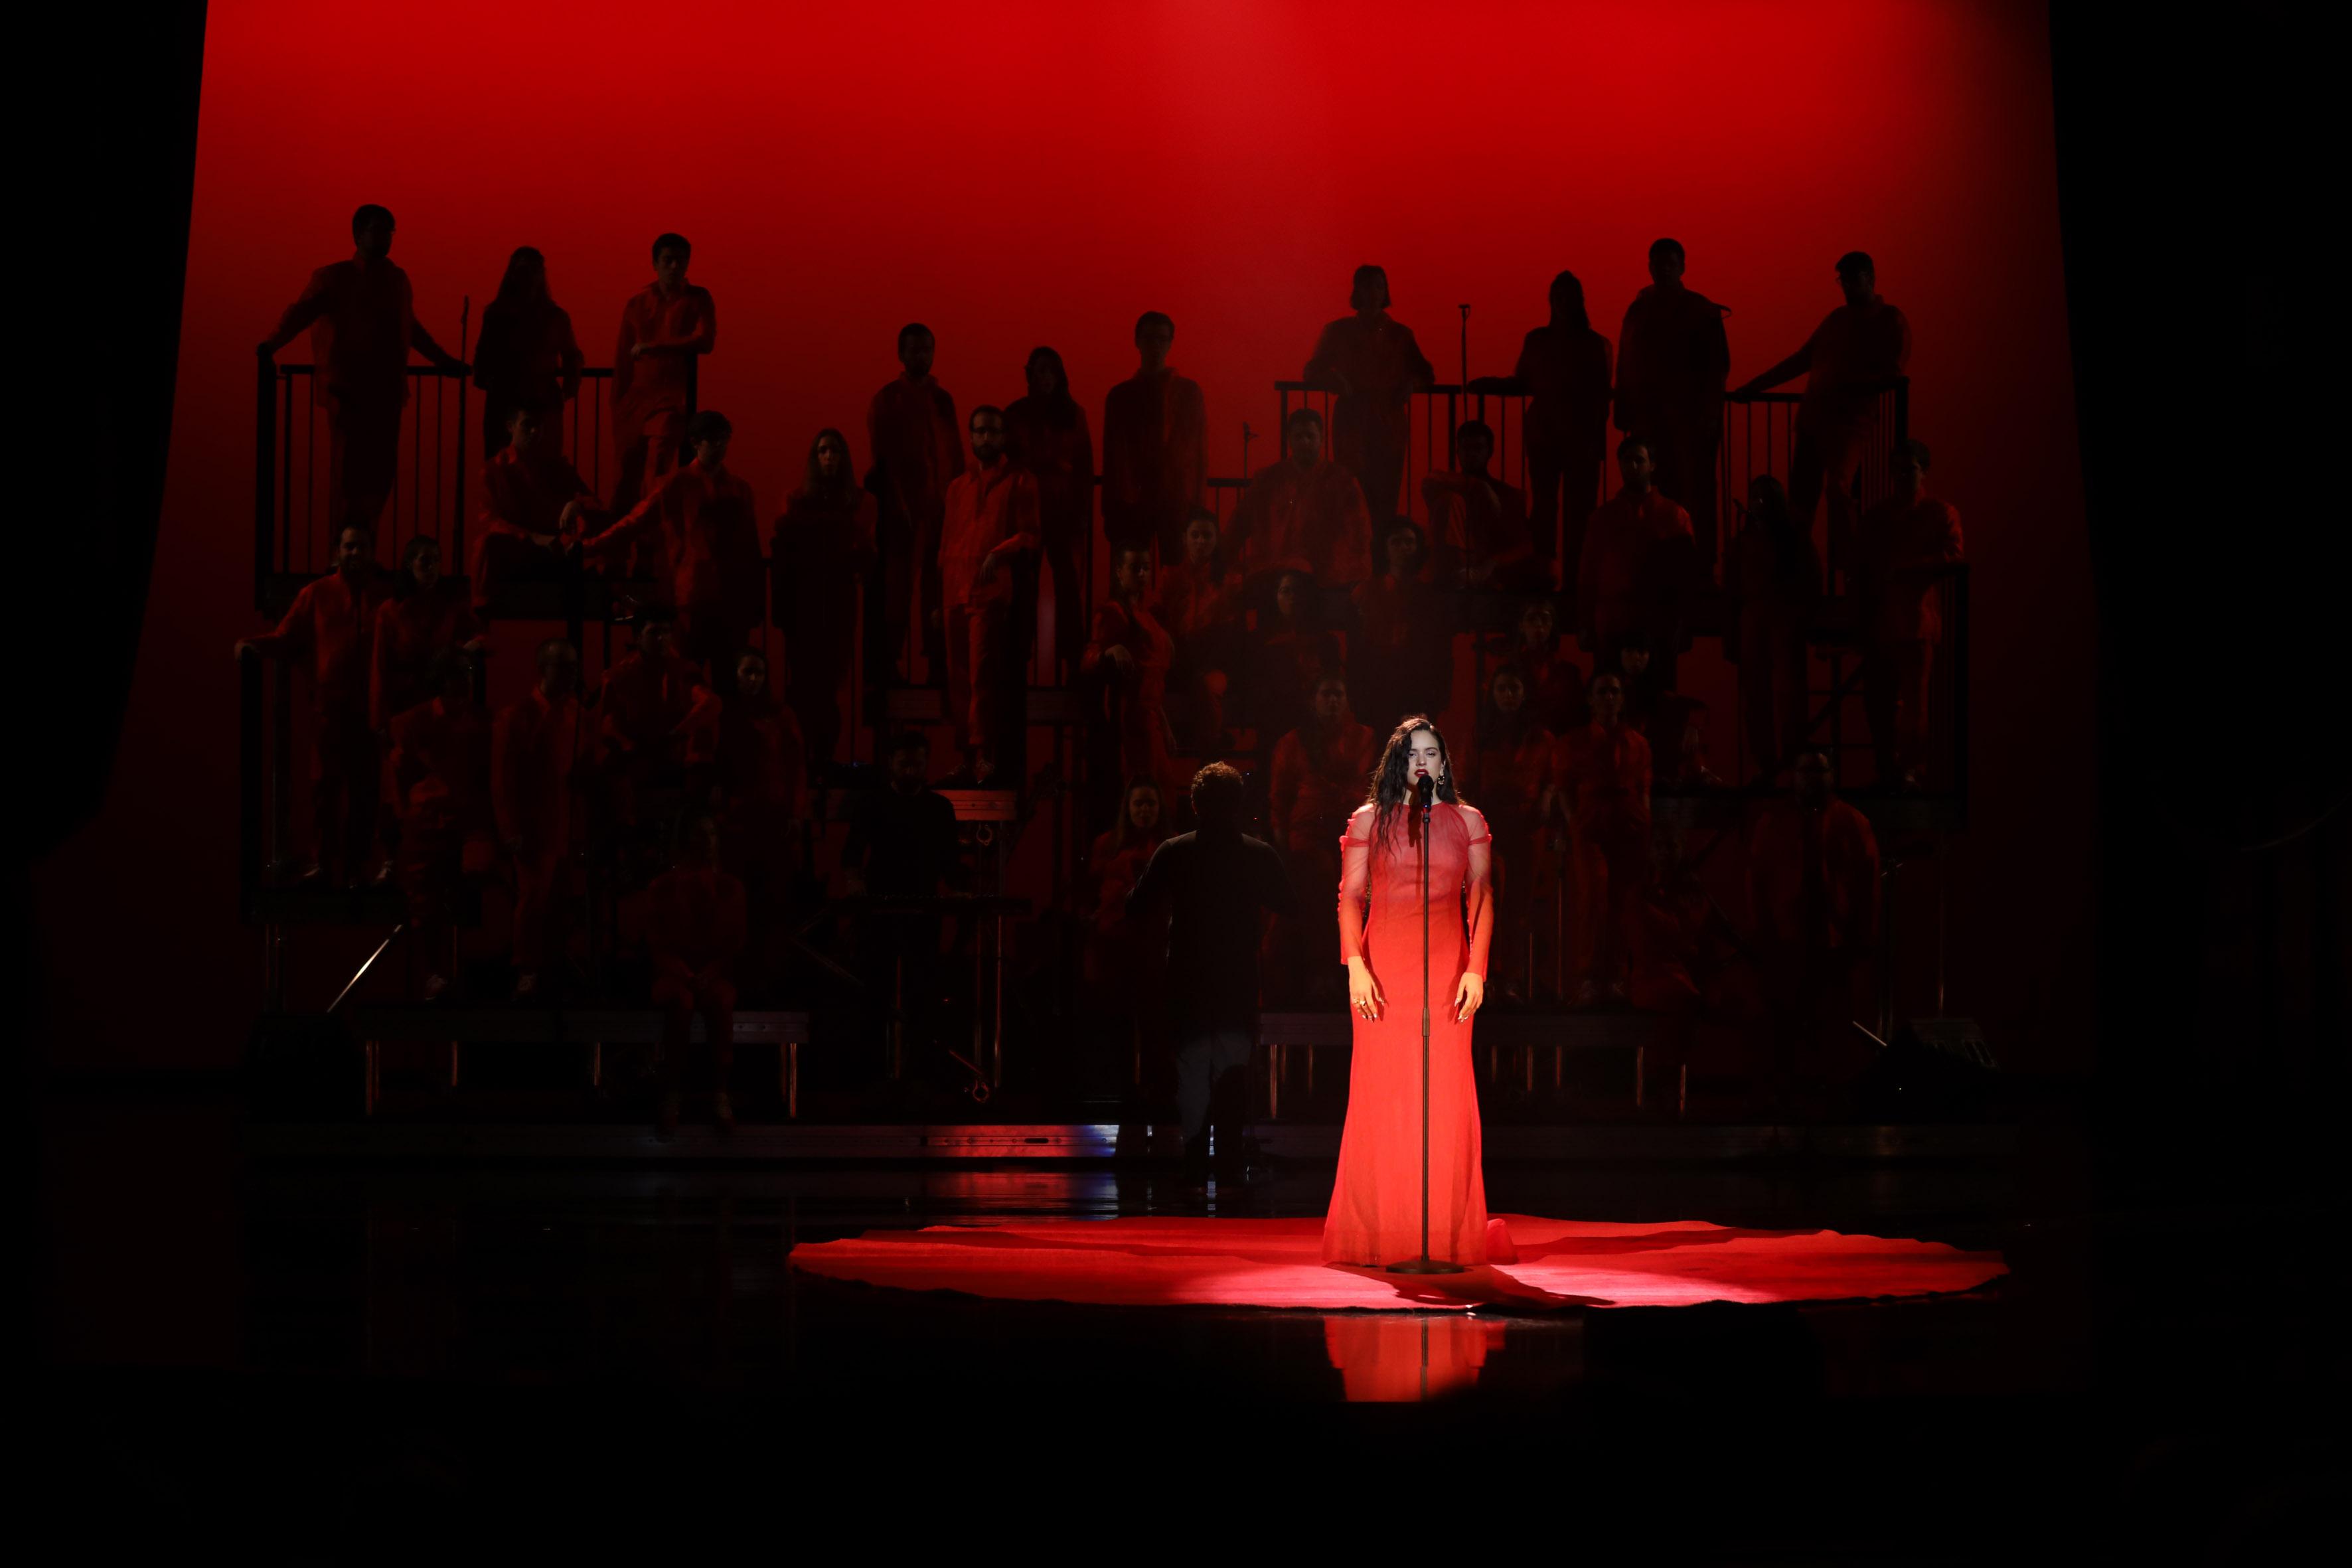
[236, 522, 392, 885]
[371, 535, 483, 734]
[1084, 779, 1170, 1081]
[1423, 420, 1539, 591]
[1517, 270, 1615, 580]
[1854, 439, 1962, 788]
[472, 402, 595, 607]
[1555, 671, 1652, 1008]
[472, 246, 582, 459]
[258, 205, 467, 536]
[580, 410, 763, 679]
[1465, 663, 1559, 998]
[842, 732, 967, 1081]
[1150, 508, 1247, 751]
[1303, 264, 1435, 527]
[1223, 408, 1372, 588]
[939, 406, 1042, 781]
[1246, 570, 1346, 738]
[643, 811, 748, 1136]
[592, 613, 701, 829]
[1265, 674, 1377, 1006]
[682, 649, 805, 952]
[1348, 520, 1450, 738]
[1081, 543, 1176, 801]
[1101, 311, 1207, 561]
[866, 323, 963, 677]
[493, 638, 589, 998]
[772, 428, 877, 778]
[1615, 240, 1730, 572]
[1745, 747, 1880, 1101]
[1729, 474, 1820, 781]
[1578, 437, 1698, 695]
[1486, 597, 1586, 738]
[386, 651, 493, 1000]
[1733, 252, 1911, 573]
[1004, 346, 1095, 676]
[611, 232, 715, 514]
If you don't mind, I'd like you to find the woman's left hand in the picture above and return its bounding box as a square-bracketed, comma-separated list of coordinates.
[1452, 971, 1485, 1022]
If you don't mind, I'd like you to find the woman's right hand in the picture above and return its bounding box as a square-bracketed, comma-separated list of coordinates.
[1347, 957, 1384, 1022]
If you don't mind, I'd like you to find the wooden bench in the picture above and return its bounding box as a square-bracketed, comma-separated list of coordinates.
[347, 1007, 810, 1118]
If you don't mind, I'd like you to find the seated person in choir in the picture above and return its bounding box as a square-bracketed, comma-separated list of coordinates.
[1423, 420, 1540, 591]
[611, 231, 716, 515]
[1745, 747, 1881, 1103]
[1464, 663, 1559, 1000]
[493, 638, 589, 999]
[1577, 437, 1698, 694]
[235, 521, 390, 886]
[1855, 439, 1962, 789]
[1608, 634, 1664, 738]
[1650, 692, 1725, 791]
[1223, 406, 1372, 588]
[594, 613, 701, 829]
[1245, 569, 1346, 740]
[1003, 345, 1095, 677]
[1150, 507, 1247, 751]
[682, 649, 805, 961]
[773, 427, 878, 780]
[1263, 673, 1377, 1006]
[473, 245, 583, 459]
[1302, 263, 1434, 521]
[1084, 779, 1170, 1058]
[643, 811, 748, 1136]
[1554, 671, 1652, 1008]
[580, 409, 763, 682]
[1348, 519, 1450, 738]
[938, 404, 1042, 782]
[842, 732, 968, 1081]
[372, 535, 483, 734]
[1081, 542, 1176, 802]
[1483, 596, 1587, 737]
[1731, 474, 1821, 782]
[471, 401, 596, 608]
[386, 651, 494, 1000]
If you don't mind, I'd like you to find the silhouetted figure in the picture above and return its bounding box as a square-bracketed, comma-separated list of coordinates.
[1304, 264, 1435, 526]
[1245, 570, 1345, 737]
[1150, 508, 1247, 751]
[1083, 542, 1176, 802]
[1085, 778, 1170, 1089]
[370, 535, 482, 734]
[1518, 270, 1615, 578]
[386, 651, 494, 1001]
[842, 732, 967, 1082]
[940, 405, 1041, 780]
[644, 812, 747, 1136]
[1733, 251, 1911, 572]
[258, 204, 466, 535]
[1423, 420, 1539, 590]
[866, 323, 963, 679]
[492, 638, 589, 998]
[1265, 674, 1377, 1006]
[1127, 762, 1294, 1165]
[1746, 747, 1879, 1103]
[1465, 662, 1558, 999]
[1855, 439, 1962, 788]
[681, 649, 804, 951]
[1485, 597, 1587, 736]
[1004, 347, 1095, 675]
[472, 402, 595, 607]
[1578, 437, 1697, 695]
[473, 246, 582, 458]
[593, 615, 700, 836]
[1101, 311, 1208, 561]
[1555, 670, 1652, 1008]
[1729, 474, 1820, 780]
[236, 522, 391, 885]
[611, 232, 715, 514]
[1349, 518, 1450, 737]
[582, 410, 763, 678]
[1615, 240, 1729, 571]
[1224, 408, 1372, 587]
[772, 428, 877, 777]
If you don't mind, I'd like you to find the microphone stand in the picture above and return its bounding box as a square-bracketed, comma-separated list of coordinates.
[1389, 775, 1466, 1275]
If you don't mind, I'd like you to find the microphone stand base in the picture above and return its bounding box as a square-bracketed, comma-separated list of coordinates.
[1383, 1256, 1470, 1275]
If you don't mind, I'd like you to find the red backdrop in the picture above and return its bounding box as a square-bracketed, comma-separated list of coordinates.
[38, 0, 2094, 1068]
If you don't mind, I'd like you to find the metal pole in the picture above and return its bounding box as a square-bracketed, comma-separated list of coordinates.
[453, 297, 470, 579]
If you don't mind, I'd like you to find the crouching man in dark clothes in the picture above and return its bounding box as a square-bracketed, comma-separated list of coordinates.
[1126, 762, 1294, 1168]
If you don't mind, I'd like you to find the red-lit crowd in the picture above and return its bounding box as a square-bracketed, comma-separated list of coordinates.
[240, 206, 1966, 1112]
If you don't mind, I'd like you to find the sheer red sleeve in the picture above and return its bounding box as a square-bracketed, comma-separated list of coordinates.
[1337, 807, 1373, 963]
[1460, 804, 1495, 980]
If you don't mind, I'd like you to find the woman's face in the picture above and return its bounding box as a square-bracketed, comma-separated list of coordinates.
[409, 543, 441, 589]
[815, 434, 846, 482]
[1520, 605, 1551, 645]
[1275, 574, 1302, 619]
[1591, 676, 1624, 722]
[737, 656, 766, 697]
[1385, 529, 1421, 577]
[1127, 787, 1161, 833]
[1490, 672, 1526, 715]
[1028, 355, 1063, 399]
[1184, 518, 1217, 564]
[1114, 548, 1150, 597]
[1406, 728, 1445, 785]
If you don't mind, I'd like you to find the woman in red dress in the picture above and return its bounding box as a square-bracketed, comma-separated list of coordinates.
[1324, 717, 1496, 1267]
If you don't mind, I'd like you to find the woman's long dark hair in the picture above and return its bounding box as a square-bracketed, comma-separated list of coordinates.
[491, 246, 550, 313]
[1366, 715, 1462, 854]
[1022, 347, 1080, 424]
[801, 427, 858, 501]
[1548, 270, 1591, 335]
[1476, 663, 1535, 750]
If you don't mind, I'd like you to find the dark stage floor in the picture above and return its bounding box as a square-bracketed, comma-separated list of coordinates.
[34, 1083, 2338, 1559]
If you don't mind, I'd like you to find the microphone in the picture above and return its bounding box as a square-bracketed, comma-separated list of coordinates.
[1415, 773, 1435, 809]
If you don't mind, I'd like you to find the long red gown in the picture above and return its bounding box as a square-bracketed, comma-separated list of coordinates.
[1323, 800, 1495, 1266]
